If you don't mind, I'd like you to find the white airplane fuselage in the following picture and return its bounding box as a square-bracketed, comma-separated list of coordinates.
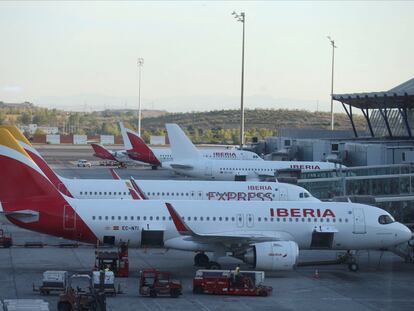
[169, 159, 339, 181]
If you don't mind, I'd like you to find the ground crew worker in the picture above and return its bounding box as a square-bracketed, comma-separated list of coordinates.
[234, 265, 241, 286]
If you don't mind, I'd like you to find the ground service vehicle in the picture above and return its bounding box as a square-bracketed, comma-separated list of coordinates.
[92, 271, 116, 296]
[193, 270, 272, 297]
[33, 271, 68, 295]
[139, 268, 182, 298]
[0, 228, 12, 248]
[57, 274, 106, 311]
[77, 159, 91, 168]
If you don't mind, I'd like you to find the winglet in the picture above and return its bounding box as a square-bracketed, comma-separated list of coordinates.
[109, 169, 121, 180]
[165, 203, 193, 235]
[0, 128, 33, 160]
[165, 124, 201, 161]
[130, 177, 148, 200]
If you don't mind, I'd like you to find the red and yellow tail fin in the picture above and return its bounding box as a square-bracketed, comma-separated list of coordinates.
[0, 125, 32, 146]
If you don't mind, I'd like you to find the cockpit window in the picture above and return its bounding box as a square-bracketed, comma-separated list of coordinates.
[378, 215, 395, 225]
[299, 192, 311, 199]
[304, 192, 310, 198]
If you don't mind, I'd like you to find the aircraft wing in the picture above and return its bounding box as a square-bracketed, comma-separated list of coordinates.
[165, 203, 284, 245]
[169, 163, 194, 170]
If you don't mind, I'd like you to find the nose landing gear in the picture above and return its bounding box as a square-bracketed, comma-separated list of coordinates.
[194, 253, 221, 269]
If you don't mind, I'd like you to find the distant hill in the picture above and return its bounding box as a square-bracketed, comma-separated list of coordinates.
[142, 109, 366, 133]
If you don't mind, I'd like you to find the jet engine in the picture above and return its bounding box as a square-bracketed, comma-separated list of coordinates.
[242, 241, 299, 271]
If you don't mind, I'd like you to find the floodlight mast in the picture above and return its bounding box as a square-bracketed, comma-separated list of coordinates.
[232, 11, 246, 150]
[327, 36, 337, 131]
[137, 57, 144, 137]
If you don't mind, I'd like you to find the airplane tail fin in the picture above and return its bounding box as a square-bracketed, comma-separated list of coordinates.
[0, 129, 63, 202]
[91, 143, 117, 161]
[0, 125, 32, 146]
[121, 123, 161, 166]
[165, 124, 201, 161]
[130, 177, 148, 200]
[0, 126, 73, 197]
[119, 122, 133, 151]
[109, 168, 121, 180]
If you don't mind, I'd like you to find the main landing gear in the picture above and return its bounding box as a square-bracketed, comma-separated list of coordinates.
[194, 253, 221, 270]
[341, 250, 359, 272]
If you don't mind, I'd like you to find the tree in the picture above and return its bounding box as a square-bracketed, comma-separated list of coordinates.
[20, 112, 32, 125]
[34, 128, 45, 135]
[0, 110, 5, 125]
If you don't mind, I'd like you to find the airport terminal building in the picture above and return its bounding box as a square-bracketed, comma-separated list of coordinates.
[251, 78, 414, 226]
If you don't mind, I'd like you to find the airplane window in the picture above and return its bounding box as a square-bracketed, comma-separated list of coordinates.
[314, 218, 317, 222]
[187, 217, 191, 221]
[339, 218, 342, 222]
[231, 217, 235, 222]
[200, 217, 203, 221]
[186, 193, 189, 196]
[99, 192, 102, 195]
[94, 192, 97, 195]
[301, 218, 305, 222]
[92, 216, 96, 220]
[308, 218, 311, 222]
[124, 216, 128, 220]
[219, 217, 222, 221]
[156, 216, 159, 220]
[258, 217, 261, 222]
[150, 216, 153, 220]
[118, 192, 121, 195]
[109, 192, 111, 195]
[118, 216, 121, 220]
[283, 218, 286, 222]
[90, 192, 92, 195]
[191, 193, 194, 196]
[111, 216, 115, 220]
[304, 192, 310, 198]
[137, 216, 140, 220]
[345, 219, 349, 223]
[80, 191, 83, 195]
[213, 217, 216, 221]
[162, 193, 165, 196]
[295, 218, 299, 222]
[168, 216, 172, 221]
[131, 216, 134, 220]
[181, 216, 185, 220]
[277, 218, 280, 222]
[98, 216, 102, 220]
[167, 193, 169, 196]
[270, 218, 274, 222]
[320, 218, 324, 222]
[162, 216, 166, 221]
[123, 192, 127, 195]
[171, 193, 174, 196]
[181, 193, 183, 196]
[206, 217, 210, 221]
[225, 217, 229, 221]
[326, 218, 330, 223]
[299, 193, 304, 198]
[289, 218, 293, 222]
[194, 217, 197, 221]
[332, 218, 336, 223]
[264, 217, 268, 222]
[105, 216, 108, 220]
[152, 193, 155, 196]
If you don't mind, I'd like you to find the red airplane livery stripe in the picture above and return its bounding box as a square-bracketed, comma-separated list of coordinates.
[126, 132, 161, 166]
[0, 154, 98, 244]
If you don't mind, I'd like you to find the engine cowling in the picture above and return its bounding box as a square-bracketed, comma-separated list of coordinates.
[243, 241, 299, 271]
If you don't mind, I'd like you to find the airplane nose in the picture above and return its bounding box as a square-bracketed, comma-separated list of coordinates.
[397, 223, 412, 244]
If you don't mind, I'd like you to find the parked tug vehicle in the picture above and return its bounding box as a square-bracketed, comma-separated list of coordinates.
[139, 268, 182, 298]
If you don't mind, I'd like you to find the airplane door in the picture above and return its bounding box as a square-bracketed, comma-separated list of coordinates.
[353, 208, 366, 234]
[279, 187, 288, 201]
[246, 213, 254, 228]
[63, 205, 76, 231]
[236, 214, 244, 228]
[204, 162, 213, 176]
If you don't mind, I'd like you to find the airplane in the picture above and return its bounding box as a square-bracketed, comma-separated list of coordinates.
[119, 122, 263, 169]
[90, 143, 131, 166]
[165, 124, 341, 181]
[0, 128, 411, 272]
[0, 125, 318, 202]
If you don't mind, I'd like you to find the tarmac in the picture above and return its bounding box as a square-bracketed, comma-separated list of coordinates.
[0, 145, 413, 310]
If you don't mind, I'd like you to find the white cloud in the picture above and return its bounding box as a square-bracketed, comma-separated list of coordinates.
[2, 85, 22, 93]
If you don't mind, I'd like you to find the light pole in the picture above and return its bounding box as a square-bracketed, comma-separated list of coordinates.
[327, 36, 337, 131]
[137, 57, 144, 137]
[232, 11, 245, 149]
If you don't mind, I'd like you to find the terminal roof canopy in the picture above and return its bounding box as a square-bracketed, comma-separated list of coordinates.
[333, 78, 414, 109]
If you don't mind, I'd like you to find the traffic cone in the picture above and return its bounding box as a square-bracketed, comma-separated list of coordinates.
[313, 269, 320, 279]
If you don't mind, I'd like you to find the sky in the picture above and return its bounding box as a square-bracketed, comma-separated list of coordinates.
[0, 1, 413, 112]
